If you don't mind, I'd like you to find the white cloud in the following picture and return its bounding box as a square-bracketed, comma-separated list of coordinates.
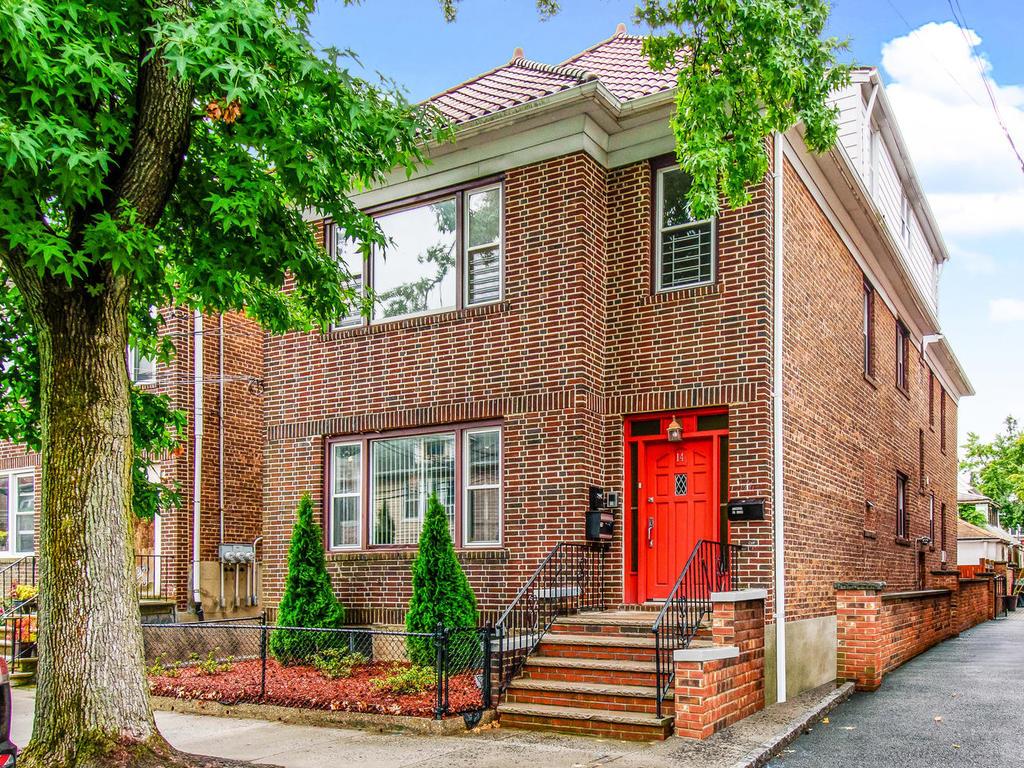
[880, 22, 1024, 237]
[989, 298, 1024, 323]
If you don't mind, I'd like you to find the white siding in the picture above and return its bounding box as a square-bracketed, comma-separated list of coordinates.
[828, 80, 940, 314]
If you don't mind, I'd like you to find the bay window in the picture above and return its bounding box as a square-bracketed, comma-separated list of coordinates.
[327, 424, 502, 550]
[326, 181, 503, 326]
[0, 473, 34, 554]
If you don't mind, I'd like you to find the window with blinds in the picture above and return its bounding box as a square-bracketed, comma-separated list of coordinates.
[465, 186, 502, 306]
[464, 428, 501, 545]
[655, 167, 715, 291]
[371, 434, 456, 546]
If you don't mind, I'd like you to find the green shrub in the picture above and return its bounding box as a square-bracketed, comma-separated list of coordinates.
[371, 664, 437, 694]
[405, 493, 478, 669]
[269, 493, 347, 664]
[312, 648, 368, 679]
[197, 652, 233, 675]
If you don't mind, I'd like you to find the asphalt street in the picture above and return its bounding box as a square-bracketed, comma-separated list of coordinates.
[770, 609, 1024, 768]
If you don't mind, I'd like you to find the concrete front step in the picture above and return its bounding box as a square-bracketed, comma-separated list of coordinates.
[550, 611, 661, 636]
[504, 677, 670, 716]
[522, 655, 663, 687]
[498, 701, 673, 741]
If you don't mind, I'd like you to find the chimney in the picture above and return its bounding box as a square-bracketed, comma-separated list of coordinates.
[512, 46, 524, 59]
[615, 22, 627, 35]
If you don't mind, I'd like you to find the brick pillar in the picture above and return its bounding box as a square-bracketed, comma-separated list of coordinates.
[835, 581, 885, 692]
[673, 589, 767, 740]
[930, 569, 961, 638]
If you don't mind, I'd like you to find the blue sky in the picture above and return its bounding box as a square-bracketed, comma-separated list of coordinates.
[310, 0, 1024, 450]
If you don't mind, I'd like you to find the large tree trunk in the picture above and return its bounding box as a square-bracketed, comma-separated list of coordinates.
[18, 277, 174, 767]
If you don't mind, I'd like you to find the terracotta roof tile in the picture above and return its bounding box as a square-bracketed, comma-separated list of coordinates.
[426, 32, 681, 125]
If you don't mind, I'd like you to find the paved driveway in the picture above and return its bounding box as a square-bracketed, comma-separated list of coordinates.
[771, 610, 1024, 768]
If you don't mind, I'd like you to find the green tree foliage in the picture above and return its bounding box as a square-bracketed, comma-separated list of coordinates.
[406, 493, 478, 667]
[958, 503, 988, 528]
[269, 494, 346, 664]
[961, 416, 1024, 529]
[635, 0, 851, 219]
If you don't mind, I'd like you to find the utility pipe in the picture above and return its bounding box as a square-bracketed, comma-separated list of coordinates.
[250, 535, 263, 606]
[218, 313, 226, 610]
[772, 131, 788, 704]
[192, 311, 204, 617]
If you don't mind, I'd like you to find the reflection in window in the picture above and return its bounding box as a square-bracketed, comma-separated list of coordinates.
[374, 199, 457, 320]
[656, 167, 714, 290]
[128, 346, 156, 384]
[465, 187, 501, 305]
[0, 474, 34, 554]
[327, 226, 366, 329]
[371, 434, 455, 545]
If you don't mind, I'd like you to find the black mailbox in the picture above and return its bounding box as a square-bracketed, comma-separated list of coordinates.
[588, 485, 606, 510]
[586, 509, 615, 542]
[727, 498, 765, 521]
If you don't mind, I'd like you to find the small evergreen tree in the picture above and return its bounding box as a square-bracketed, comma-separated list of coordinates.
[406, 493, 478, 667]
[270, 493, 346, 664]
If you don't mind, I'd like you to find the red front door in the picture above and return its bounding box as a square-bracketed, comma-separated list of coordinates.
[640, 437, 717, 601]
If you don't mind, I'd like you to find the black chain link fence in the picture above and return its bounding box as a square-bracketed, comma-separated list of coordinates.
[142, 618, 492, 720]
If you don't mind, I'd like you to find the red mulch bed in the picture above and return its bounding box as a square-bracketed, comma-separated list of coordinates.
[148, 659, 482, 718]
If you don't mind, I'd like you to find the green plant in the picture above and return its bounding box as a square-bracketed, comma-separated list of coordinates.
[195, 652, 232, 676]
[269, 494, 347, 664]
[311, 648, 368, 679]
[147, 656, 180, 679]
[405, 493, 478, 668]
[370, 664, 437, 695]
[11, 584, 38, 602]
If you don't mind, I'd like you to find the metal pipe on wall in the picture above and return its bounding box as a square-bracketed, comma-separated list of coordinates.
[192, 311, 204, 616]
[772, 131, 788, 704]
[218, 313, 226, 610]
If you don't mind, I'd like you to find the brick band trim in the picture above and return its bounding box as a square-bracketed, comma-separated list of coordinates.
[268, 382, 769, 441]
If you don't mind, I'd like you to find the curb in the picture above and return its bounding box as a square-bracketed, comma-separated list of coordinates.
[729, 682, 855, 768]
[150, 696, 496, 736]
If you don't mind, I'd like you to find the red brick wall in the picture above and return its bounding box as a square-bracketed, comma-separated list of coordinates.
[957, 578, 993, 633]
[879, 590, 953, 674]
[782, 158, 960, 623]
[674, 596, 766, 739]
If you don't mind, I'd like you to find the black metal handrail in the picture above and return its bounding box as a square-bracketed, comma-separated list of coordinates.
[492, 542, 606, 701]
[651, 539, 742, 717]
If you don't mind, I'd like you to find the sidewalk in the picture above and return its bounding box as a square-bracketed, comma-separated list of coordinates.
[10, 681, 848, 768]
[770, 610, 1024, 767]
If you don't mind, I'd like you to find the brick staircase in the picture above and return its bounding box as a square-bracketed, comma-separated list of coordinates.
[497, 609, 713, 740]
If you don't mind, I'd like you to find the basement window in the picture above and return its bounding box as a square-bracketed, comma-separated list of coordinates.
[655, 167, 715, 291]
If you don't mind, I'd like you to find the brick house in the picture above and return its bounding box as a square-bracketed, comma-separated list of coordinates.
[257, 28, 972, 733]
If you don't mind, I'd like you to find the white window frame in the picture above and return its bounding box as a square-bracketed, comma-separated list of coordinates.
[0, 471, 35, 555]
[329, 442, 363, 551]
[326, 224, 366, 331]
[128, 346, 156, 385]
[654, 166, 716, 293]
[462, 184, 504, 308]
[462, 427, 503, 548]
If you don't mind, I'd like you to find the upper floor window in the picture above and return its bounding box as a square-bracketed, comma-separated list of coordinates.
[655, 167, 714, 291]
[0, 473, 34, 554]
[896, 321, 910, 392]
[327, 424, 502, 550]
[896, 472, 909, 540]
[327, 182, 503, 327]
[928, 370, 935, 427]
[128, 346, 156, 385]
[863, 281, 875, 378]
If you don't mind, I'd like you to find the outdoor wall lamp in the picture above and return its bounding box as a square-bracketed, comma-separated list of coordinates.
[666, 416, 683, 442]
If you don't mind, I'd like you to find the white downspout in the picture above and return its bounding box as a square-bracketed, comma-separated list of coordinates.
[772, 131, 788, 704]
[192, 311, 204, 615]
[219, 313, 226, 610]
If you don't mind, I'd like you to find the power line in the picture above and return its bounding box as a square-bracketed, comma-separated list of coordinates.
[946, 0, 1024, 175]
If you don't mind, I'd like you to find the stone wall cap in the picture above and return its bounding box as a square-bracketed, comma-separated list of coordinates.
[673, 645, 740, 663]
[930, 569, 961, 576]
[834, 580, 887, 591]
[710, 588, 768, 603]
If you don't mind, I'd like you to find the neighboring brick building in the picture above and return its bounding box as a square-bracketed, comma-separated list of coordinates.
[0, 307, 264, 621]
[259, 26, 972, 721]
